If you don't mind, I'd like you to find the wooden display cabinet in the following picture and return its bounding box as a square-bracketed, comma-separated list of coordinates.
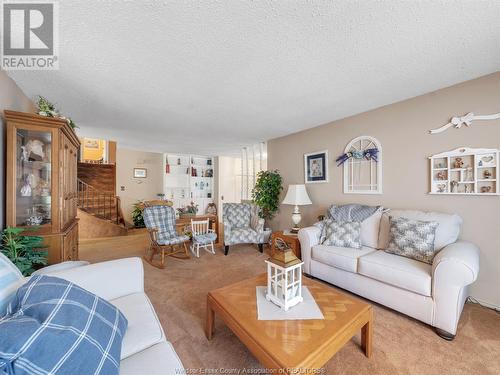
[5, 110, 81, 264]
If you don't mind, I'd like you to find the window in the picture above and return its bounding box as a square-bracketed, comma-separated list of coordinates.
[343, 136, 382, 194]
[239, 142, 267, 200]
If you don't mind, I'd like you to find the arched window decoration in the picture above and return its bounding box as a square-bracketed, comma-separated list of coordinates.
[342, 136, 382, 194]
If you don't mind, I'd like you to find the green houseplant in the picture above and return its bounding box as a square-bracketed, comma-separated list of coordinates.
[177, 201, 198, 218]
[132, 201, 145, 228]
[251, 170, 283, 221]
[0, 227, 48, 276]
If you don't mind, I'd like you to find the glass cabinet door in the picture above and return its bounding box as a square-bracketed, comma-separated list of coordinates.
[15, 128, 53, 228]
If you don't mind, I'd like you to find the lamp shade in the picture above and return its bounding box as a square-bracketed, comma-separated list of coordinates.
[282, 184, 312, 206]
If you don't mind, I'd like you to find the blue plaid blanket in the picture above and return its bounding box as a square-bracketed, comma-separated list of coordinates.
[0, 275, 128, 375]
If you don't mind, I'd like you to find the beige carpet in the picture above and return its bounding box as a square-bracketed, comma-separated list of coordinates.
[80, 232, 500, 374]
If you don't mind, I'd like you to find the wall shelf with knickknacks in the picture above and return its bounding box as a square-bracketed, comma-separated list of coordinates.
[163, 153, 215, 213]
[429, 147, 499, 196]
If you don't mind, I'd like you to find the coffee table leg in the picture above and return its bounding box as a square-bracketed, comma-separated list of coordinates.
[361, 309, 373, 358]
[206, 297, 215, 340]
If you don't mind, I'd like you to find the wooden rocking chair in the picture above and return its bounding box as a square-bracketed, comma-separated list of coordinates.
[142, 204, 190, 269]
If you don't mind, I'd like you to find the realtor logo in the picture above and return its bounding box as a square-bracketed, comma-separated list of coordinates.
[1, 1, 59, 70]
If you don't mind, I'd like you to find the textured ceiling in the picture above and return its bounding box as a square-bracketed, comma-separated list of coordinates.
[7, 0, 500, 154]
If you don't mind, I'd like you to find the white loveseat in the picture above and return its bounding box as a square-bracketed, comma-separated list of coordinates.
[40, 257, 184, 374]
[298, 209, 480, 339]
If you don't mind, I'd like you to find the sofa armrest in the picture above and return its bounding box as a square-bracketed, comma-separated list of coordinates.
[31, 261, 90, 276]
[223, 220, 232, 242]
[298, 226, 321, 274]
[432, 241, 479, 335]
[43, 257, 144, 301]
[432, 241, 479, 286]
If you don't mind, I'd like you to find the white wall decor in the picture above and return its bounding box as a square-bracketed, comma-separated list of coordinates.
[340, 136, 382, 194]
[429, 147, 499, 195]
[429, 112, 500, 134]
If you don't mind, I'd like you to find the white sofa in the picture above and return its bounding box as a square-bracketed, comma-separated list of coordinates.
[39, 257, 184, 374]
[298, 209, 480, 339]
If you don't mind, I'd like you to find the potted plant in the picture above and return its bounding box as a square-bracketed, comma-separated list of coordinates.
[0, 227, 48, 276]
[132, 201, 146, 228]
[251, 170, 283, 242]
[177, 201, 198, 218]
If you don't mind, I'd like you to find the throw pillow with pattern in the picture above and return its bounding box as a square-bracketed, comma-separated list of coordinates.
[312, 220, 327, 243]
[385, 216, 439, 264]
[322, 220, 362, 249]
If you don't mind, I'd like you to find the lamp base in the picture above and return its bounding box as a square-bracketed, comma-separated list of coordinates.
[290, 205, 302, 234]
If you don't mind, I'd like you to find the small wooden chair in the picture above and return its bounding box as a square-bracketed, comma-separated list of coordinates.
[143, 204, 190, 268]
[190, 219, 217, 258]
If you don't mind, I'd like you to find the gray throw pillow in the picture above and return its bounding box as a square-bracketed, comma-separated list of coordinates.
[322, 220, 362, 249]
[385, 216, 439, 264]
[312, 220, 327, 243]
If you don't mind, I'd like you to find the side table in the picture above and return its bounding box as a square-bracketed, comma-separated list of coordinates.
[270, 231, 301, 260]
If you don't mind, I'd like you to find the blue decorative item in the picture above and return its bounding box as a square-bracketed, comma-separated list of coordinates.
[336, 148, 379, 166]
[0, 275, 128, 375]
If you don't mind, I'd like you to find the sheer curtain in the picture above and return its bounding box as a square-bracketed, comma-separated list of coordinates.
[239, 142, 267, 201]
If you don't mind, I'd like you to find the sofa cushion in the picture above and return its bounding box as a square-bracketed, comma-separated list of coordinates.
[378, 210, 462, 250]
[111, 292, 164, 360]
[360, 208, 383, 248]
[311, 245, 377, 273]
[120, 342, 184, 375]
[358, 251, 432, 296]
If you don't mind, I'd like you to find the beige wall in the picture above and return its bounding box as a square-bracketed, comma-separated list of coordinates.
[0, 71, 35, 229]
[116, 148, 163, 224]
[268, 71, 500, 308]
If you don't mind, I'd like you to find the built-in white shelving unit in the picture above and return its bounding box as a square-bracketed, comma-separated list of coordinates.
[429, 147, 499, 195]
[163, 153, 215, 213]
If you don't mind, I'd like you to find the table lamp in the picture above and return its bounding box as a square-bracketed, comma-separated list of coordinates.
[282, 184, 312, 233]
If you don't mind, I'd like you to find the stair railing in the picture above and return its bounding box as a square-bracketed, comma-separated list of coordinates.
[77, 179, 125, 225]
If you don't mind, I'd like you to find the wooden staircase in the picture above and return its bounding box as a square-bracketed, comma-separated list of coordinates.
[77, 179, 127, 238]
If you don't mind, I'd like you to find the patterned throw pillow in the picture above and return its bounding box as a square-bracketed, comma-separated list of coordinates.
[312, 220, 327, 243]
[385, 216, 439, 264]
[322, 220, 362, 249]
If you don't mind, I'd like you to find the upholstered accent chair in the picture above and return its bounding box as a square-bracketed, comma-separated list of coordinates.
[223, 203, 265, 255]
[143, 204, 190, 268]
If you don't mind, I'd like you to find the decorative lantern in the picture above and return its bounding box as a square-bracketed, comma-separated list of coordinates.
[265, 238, 304, 311]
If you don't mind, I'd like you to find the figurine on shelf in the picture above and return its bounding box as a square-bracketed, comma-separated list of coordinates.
[206, 203, 217, 215]
[437, 184, 446, 193]
[25, 139, 45, 161]
[26, 207, 43, 226]
[483, 170, 492, 179]
[466, 167, 473, 182]
[436, 171, 447, 180]
[20, 146, 28, 162]
[20, 174, 33, 197]
[465, 185, 472, 194]
[453, 157, 464, 169]
[481, 186, 492, 193]
[450, 180, 458, 193]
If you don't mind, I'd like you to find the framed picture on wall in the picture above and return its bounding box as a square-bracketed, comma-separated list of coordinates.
[134, 168, 147, 178]
[304, 150, 328, 183]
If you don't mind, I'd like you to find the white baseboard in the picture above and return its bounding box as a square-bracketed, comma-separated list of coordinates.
[468, 297, 500, 311]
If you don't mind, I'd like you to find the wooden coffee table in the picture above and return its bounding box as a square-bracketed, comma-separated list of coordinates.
[206, 274, 373, 372]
